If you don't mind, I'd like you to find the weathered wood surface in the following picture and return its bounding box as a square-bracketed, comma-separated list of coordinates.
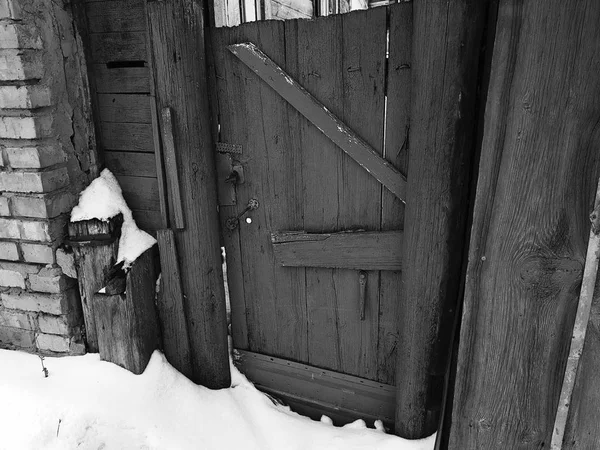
[394, 0, 487, 439]
[272, 231, 403, 271]
[212, 0, 241, 27]
[147, 0, 230, 388]
[271, 0, 312, 20]
[234, 349, 396, 427]
[93, 246, 160, 374]
[94, 65, 150, 94]
[449, 1, 600, 448]
[210, 7, 405, 387]
[159, 107, 185, 229]
[228, 40, 406, 202]
[131, 209, 162, 231]
[156, 229, 193, 378]
[104, 151, 156, 177]
[97, 94, 152, 123]
[100, 123, 154, 152]
[115, 175, 160, 211]
[86, 0, 146, 33]
[69, 215, 123, 353]
[90, 31, 146, 63]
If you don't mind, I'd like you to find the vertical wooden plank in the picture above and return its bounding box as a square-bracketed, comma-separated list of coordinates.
[288, 8, 387, 382]
[449, 0, 600, 448]
[378, 2, 412, 386]
[395, 0, 488, 439]
[156, 229, 193, 378]
[216, 21, 308, 362]
[146, 0, 230, 389]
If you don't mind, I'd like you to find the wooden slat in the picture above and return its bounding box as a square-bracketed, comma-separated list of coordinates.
[272, 231, 403, 271]
[90, 31, 146, 63]
[86, 0, 146, 33]
[212, 0, 241, 27]
[100, 122, 154, 152]
[97, 94, 152, 123]
[131, 209, 161, 231]
[227, 41, 406, 202]
[94, 64, 150, 94]
[93, 246, 160, 374]
[234, 350, 396, 426]
[147, 0, 230, 389]
[377, 2, 412, 386]
[159, 107, 185, 229]
[104, 151, 157, 177]
[449, 0, 600, 448]
[156, 229, 193, 379]
[116, 175, 159, 211]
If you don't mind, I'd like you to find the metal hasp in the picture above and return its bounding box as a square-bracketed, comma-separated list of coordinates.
[359, 271, 367, 320]
[226, 198, 259, 230]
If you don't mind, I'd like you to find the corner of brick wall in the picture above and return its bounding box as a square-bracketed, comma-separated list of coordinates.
[0, 0, 97, 355]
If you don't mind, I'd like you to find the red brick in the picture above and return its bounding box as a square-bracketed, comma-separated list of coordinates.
[0, 325, 35, 349]
[20, 242, 54, 263]
[0, 167, 69, 193]
[0, 241, 19, 260]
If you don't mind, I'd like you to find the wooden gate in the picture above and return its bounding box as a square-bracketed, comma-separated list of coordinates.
[208, 4, 411, 426]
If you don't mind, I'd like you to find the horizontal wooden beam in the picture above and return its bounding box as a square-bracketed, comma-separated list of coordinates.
[271, 230, 403, 271]
[228, 43, 407, 203]
[233, 349, 396, 427]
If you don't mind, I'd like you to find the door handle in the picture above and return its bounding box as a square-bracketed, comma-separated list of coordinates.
[226, 198, 259, 230]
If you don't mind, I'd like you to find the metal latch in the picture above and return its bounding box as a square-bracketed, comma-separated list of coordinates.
[226, 198, 259, 230]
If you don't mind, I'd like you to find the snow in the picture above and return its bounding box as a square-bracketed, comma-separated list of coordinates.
[0, 349, 436, 450]
[70, 169, 156, 268]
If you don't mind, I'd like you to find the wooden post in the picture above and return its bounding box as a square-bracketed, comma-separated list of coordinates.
[93, 246, 161, 374]
[146, 0, 230, 389]
[394, 0, 488, 438]
[449, 0, 600, 448]
[69, 215, 123, 352]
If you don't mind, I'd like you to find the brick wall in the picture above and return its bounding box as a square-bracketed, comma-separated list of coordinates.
[0, 0, 97, 354]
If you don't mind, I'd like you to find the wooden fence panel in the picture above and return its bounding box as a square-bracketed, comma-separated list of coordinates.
[449, 0, 600, 448]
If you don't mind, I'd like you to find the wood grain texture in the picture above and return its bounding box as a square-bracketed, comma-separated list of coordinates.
[100, 122, 154, 152]
[131, 209, 162, 231]
[93, 246, 160, 374]
[449, 1, 600, 448]
[156, 229, 193, 378]
[393, 0, 488, 439]
[86, 0, 146, 33]
[272, 230, 403, 271]
[271, 0, 312, 20]
[116, 175, 159, 211]
[286, 8, 386, 382]
[69, 215, 123, 352]
[90, 31, 146, 63]
[147, 0, 230, 388]
[377, 2, 412, 386]
[94, 65, 150, 94]
[97, 94, 152, 123]
[159, 107, 185, 229]
[228, 39, 406, 202]
[104, 151, 156, 177]
[234, 349, 396, 427]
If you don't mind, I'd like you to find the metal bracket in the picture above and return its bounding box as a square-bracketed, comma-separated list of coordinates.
[216, 142, 242, 154]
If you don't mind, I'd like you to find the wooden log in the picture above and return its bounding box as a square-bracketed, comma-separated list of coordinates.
[70, 215, 123, 352]
[394, 0, 488, 439]
[448, 1, 600, 448]
[227, 42, 407, 202]
[156, 229, 193, 378]
[146, 0, 230, 388]
[271, 230, 403, 271]
[93, 246, 160, 374]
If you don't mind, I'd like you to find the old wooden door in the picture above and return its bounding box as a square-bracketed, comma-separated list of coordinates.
[209, 4, 411, 426]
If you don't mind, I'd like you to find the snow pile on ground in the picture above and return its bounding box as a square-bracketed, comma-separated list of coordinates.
[0, 349, 435, 450]
[70, 169, 156, 267]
